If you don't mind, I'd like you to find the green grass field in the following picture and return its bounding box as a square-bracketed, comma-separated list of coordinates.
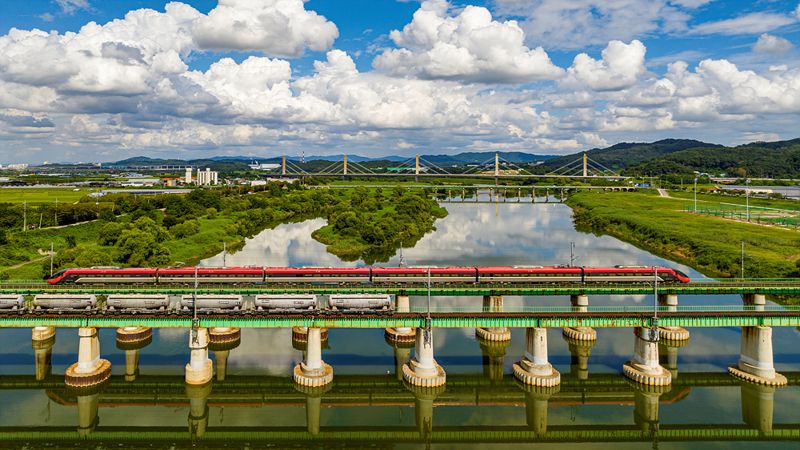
[567, 190, 800, 279]
[0, 187, 92, 204]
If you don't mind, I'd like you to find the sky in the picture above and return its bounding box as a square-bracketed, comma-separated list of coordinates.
[1, 0, 800, 163]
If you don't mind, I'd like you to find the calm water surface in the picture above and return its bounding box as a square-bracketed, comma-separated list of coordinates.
[1, 202, 798, 449]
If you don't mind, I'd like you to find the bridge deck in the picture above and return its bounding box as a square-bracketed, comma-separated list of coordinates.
[2, 307, 799, 327]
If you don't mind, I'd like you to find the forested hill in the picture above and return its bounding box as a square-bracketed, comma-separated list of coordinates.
[540, 139, 719, 171]
[628, 139, 800, 178]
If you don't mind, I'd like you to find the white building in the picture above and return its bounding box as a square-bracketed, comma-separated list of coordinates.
[184, 167, 193, 184]
[197, 168, 218, 186]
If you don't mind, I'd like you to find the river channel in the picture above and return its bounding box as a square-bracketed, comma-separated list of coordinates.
[1, 201, 798, 448]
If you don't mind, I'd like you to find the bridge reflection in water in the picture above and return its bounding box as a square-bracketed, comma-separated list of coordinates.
[4, 339, 798, 447]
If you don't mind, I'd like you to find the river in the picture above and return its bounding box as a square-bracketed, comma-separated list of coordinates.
[1, 202, 798, 448]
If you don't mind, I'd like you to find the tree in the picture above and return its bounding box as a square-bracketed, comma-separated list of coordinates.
[114, 229, 170, 266]
[65, 235, 77, 248]
[170, 219, 200, 238]
[98, 222, 125, 246]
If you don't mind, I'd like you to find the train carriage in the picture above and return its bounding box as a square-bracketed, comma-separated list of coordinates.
[477, 266, 583, 283]
[265, 267, 371, 284]
[583, 266, 690, 283]
[158, 267, 265, 284]
[47, 268, 158, 284]
[371, 266, 478, 283]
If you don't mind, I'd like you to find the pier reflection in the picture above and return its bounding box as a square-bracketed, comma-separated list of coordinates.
[2, 369, 797, 446]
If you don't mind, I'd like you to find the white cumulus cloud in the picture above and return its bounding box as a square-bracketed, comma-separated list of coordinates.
[192, 0, 338, 57]
[373, 1, 563, 83]
[564, 40, 647, 91]
[753, 33, 794, 54]
[689, 12, 797, 35]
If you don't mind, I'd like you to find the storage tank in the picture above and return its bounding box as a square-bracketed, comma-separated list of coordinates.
[180, 294, 243, 311]
[254, 294, 317, 312]
[33, 294, 97, 310]
[328, 294, 392, 312]
[107, 294, 170, 310]
[0, 295, 24, 310]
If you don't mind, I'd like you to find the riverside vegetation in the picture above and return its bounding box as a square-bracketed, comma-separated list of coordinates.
[0, 184, 446, 279]
[566, 190, 800, 279]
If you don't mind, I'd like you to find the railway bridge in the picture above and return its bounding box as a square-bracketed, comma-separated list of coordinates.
[2, 279, 799, 393]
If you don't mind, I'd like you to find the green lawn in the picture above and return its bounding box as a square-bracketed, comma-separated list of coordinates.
[0, 187, 92, 204]
[567, 190, 800, 279]
[668, 190, 800, 211]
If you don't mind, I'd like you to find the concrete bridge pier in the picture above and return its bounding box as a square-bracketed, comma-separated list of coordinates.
[476, 295, 511, 341]
[76, 391, 100, 438]
[403, 327, 446, 387]
[728, 293, 787, 386]
[32, 334, 55, 381]
[659, 339, 688, 379]
[293, 327, 333, 387]
[186, 382, 212, 439]
[563, 294, 597, 341]
[513, 328, 560, 387]
[185, 328, 213, 385]
[210, 334, 241, 382]
[478, 337, 510, 382]
[292, 326, 328, 344]
[116, 329, 152, 382]
[209, 327, 241, 344]
[657, 294, 690, 341]
[564, 335, 595, 380]
[388, 342, 414, 382]
[65, 327, 112, 388]
[385, 295, 416, 343]
[728, 326, 787, 386]
[741, 382, 776, 435]
[522, 385, 559, 436]
[32, 326, 55, 342]
[623, 327, 671, 386]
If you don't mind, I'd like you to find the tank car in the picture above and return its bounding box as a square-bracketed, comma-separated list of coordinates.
[180, 294, 244, 312]
[254, 294, 318, 312]
[0, 295, 24, 310]
[328, 294, 392, 313]
[33, 294, 97, 310]
[106, 294, 170, 311]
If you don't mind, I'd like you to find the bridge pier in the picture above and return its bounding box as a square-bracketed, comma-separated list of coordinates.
[728, 293, 787, 386]
[76, 391, 100, 437]
[522, 385, 558, 436]
[32, 326, 55, 342]
[478, 336, 509, 382]
[116, 328, 152, 383]
[564, 334, 595, 380]
[659, 339, 687, 379]
[657, 294, 690, 341]
[293, 327, 333, 387]
[562, 294, 597, 341]
[623, 327, 671, 386]
[292, 326, 328, 344]
[209, 326, 241, 344]
[65, 327, 112, 388]
[33, 334, 55, 381]
[403, 327, 446, 387]
[185, 328, 213, 385]
[392, 345, 413, 381]
[210, 334, 240, 382]
[385, 295, 416, 343]
[476, 295, 511, 341]
[741, 382, 776, 434]
[186, 382, 211, 439]
[513, 328, 560, 387]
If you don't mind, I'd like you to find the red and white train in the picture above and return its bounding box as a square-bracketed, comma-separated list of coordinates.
[47, 265, 690, 285]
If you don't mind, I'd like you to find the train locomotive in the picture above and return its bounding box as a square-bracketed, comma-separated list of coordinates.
[47, 265, 691, 285]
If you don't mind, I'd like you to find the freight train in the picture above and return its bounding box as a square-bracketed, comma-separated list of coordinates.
[17, 293, 391, 314]
[46, 265, 691, 285]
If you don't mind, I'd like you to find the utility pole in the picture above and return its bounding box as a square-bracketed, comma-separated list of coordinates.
[49, 242, 54, 277]
[569, 241, 576, 266]
[54, 198, 58, 226]
[741, 241, 745, 279]
[222, 241, 227, 268]
[693, 178, 698, 213]
[745, 179, 750, 222]
[22, 201, 26, 232]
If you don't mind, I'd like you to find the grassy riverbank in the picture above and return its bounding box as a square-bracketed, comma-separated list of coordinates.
[566, 190, 800, 279]
[0, 185, 446, 279]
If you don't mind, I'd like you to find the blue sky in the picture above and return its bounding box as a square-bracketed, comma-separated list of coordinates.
[0, 0, 799, 163]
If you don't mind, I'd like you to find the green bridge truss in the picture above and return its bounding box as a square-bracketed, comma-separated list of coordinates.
[2, 280, 800, 295]
[2, 308, 799, 328]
